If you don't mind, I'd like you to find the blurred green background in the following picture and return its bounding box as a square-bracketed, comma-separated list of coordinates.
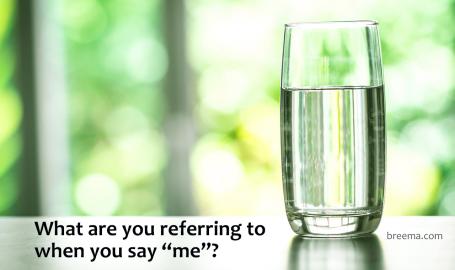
[0, 0, 454, 216]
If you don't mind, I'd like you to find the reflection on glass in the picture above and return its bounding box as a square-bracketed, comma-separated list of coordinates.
[288, 234, 384, 270]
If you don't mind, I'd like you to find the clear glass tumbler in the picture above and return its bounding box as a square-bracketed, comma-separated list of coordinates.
[280, 20, 385, 237]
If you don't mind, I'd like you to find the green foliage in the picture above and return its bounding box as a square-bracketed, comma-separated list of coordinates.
[63, 0, 166, 215]
[0, 0, 18, 215]
[1, 0, 455, 216]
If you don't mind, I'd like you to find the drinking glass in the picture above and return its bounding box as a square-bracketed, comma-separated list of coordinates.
[280, 20, 385, 237]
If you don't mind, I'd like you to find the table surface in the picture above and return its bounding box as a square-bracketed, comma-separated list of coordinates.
[0, 217, 454, 270]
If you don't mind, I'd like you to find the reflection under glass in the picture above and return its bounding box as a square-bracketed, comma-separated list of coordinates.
[288, 234, 384, 270]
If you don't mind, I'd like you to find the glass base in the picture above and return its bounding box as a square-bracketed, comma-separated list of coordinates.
[286, 209, 382, 238]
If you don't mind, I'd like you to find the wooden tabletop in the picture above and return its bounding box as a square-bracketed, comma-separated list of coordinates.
[0, 217, 454, 270]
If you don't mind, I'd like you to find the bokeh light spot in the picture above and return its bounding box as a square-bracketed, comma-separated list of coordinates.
[125, 37, 168, 83]
[0, 0, 13, 40]
[104, 106, 150, 136]
[0, 89, 22, 144]
[238, 103, 280, 164]
[384, 144, 440, 215]
[75, 174, 121, 215]
[192, 136, 244, 195]
[199, 68, 251, 114]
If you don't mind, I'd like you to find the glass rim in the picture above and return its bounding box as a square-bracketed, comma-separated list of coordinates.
[285, 20, 378, 28]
